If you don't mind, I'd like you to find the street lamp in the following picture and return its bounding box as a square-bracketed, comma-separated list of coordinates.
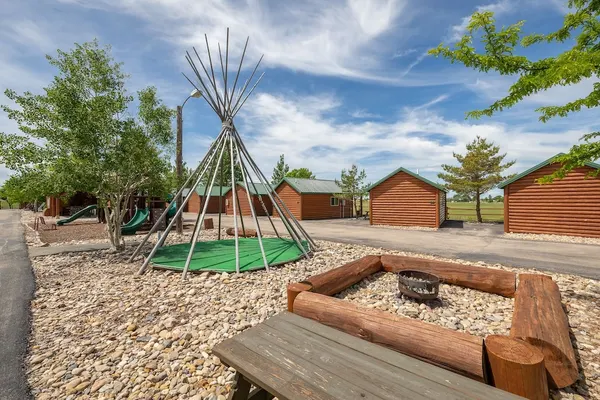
[176, 88, 202, 234]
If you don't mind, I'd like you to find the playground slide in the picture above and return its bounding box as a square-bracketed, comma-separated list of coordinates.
[57, 204, 97, 226]
[121, 208, 149, 235]
[167, 201, 177, 218]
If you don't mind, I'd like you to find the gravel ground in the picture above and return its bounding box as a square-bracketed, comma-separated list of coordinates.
[26, 229, 600, 400]
[505, 232, 600, 246]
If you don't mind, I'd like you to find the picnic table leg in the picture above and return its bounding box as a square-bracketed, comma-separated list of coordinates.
[228, 373, 274, 400]
[228, 372, 251, 400]
[248, 388, 274, 400]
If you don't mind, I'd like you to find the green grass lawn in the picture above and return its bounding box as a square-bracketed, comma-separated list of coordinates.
[447, 202, 504, 222]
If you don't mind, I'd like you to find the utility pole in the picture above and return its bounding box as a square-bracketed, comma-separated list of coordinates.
[175, 105, 183, 234]
[175, 89, 202, 235]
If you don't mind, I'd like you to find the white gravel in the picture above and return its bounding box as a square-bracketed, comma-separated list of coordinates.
[505, 232, 600, 245]
[24, 230, 600, 399]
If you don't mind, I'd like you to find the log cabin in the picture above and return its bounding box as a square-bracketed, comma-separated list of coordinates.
[273, 178, 353, 220]
[368, 167, 447, 228]
[498, 154, 600, 238]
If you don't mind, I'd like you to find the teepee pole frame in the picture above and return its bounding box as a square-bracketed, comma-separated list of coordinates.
[132, 29, 316, 277]
[234, 137, 269, 272]
[129, 133, 225, 263]
[181, 131, 229, 279]
[134, 131, 227, 273]
[233, 130, 309, 256]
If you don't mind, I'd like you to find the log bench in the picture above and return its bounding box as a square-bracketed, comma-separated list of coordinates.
[213, 312, 524, 400]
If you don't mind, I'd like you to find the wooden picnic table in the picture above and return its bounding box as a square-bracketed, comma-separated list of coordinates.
[213, 312, 523, 400]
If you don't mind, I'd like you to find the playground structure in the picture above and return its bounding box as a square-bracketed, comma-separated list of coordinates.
[55, 202, 150, 235]
[56, 204, 97, 226]
[129, 29, 315, 278]
[287, 255, 578, 400]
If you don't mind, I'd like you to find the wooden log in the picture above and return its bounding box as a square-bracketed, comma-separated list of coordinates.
[511, 273, 578, 388]
[204, 218, 214, 229]
[301, 255, 382, 296]
[485, 335, 548, 400]
[293, 291, 485, 381]
[381, 255, 516, 297]
[226, 227, 257, 237]
[286, 282, 311, 312]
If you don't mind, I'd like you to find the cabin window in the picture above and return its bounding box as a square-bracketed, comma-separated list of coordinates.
[330, 197, 339, 206]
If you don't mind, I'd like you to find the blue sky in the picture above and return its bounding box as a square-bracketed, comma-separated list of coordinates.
[1, 0, 598, 194]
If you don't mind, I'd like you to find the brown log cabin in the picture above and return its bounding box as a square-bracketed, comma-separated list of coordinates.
[273, 178, 353, 220]
[368, 167, 447, 228]
[498, 154, 600, 238]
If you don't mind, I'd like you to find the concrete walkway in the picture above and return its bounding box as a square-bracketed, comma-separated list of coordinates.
[0, 210, 34, 399]
[30, 214, 600, 279]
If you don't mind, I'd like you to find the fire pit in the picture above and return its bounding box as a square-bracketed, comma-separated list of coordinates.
[397, 270, 440, 300]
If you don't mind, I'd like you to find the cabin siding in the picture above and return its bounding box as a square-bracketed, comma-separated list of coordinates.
[301, 194, 353, 220]
[370, 171, 440, 228]
[187, 192, 225, 214]
[273, 182, 302, 219]
[505, 164, 600, 237]
[225, 186, 272, 216]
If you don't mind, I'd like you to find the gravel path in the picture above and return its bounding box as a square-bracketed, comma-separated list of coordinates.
[505, 232, 600, 246]
[26, 231, 600, 400]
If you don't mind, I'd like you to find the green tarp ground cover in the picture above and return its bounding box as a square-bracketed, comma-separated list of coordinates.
[150, 238, 308, 273]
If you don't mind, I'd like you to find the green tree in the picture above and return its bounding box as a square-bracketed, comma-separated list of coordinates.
[438, 136, 514, 222]
[0, 40, 174, 250]
[429, 0, 600, 181]
[202, 143, 243, 187]
[271, 154, 289, 184]
[336, 164, 367, 217]
[286, 168, 315, 179]
[166, 162, 195, 194]
[0, 170, 49, 208]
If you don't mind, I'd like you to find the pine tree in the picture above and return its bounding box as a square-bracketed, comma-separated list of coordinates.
[438, 136, 514, 222]
[336, 164, 367, 217]
[271, 154, 289, 184]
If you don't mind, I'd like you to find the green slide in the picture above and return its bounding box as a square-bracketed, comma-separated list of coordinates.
[167, 201, 176, 218]
[122, 208, 149, 235]
[57, 204, 97, 226]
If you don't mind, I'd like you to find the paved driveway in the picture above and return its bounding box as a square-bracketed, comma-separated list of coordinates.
[0, 210, 34, 399]
[202, 214, 600, 279]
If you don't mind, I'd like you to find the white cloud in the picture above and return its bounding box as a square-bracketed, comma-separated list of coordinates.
[350, 109, 381, 119]
[185, 90, 591, 185]
[447, 0, 513, 42]
[55, 0, 461, 85]
[392, 48, 417, 59]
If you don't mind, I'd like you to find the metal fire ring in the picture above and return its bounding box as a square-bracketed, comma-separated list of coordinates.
[397, 270, 440, 300]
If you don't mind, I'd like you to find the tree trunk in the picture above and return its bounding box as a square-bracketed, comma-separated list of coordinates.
[359, 194, 363, 217]
[106, 194, 125, 251]
[475, 189, 482, 223]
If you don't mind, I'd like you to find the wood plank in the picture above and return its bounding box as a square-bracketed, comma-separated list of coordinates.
[276, 313, 522, 400]
[261, 315, 474, 400]
[214, 338, 337, 400]
[239, 324, 430, 400]
[214, 312, 523, 400]
[293, 292, 485, 381]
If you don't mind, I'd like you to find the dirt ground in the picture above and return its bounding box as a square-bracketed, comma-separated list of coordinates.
[33, 219, 108, 243]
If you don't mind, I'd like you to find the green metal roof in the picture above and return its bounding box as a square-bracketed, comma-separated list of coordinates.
[222, 182, 274, 196]
[277, 178, 343, 194]
[366, 167, 447, 192]
[497, 153, 600, 188]
[183, 185, 230, 197]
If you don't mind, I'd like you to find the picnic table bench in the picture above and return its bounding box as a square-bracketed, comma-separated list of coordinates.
[213, 312, 523, 400]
